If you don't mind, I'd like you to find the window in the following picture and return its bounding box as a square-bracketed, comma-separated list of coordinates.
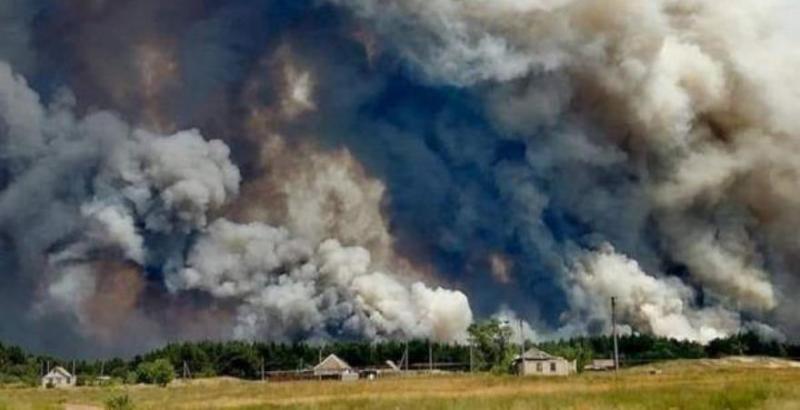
[536, 362, 543, 372]
[550, 362, 556, 372]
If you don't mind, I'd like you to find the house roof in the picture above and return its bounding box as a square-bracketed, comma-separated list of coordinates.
[44, 366, 73, 378]
[313, 354, 352, 372]
[517, 347, 557, 361]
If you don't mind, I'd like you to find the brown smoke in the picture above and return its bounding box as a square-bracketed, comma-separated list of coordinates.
[81, 261, 146, 344]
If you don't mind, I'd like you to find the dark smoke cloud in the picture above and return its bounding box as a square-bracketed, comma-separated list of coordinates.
[1, 0, 800, 356]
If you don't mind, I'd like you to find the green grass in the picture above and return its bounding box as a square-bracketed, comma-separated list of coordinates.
[1, 358, 799, 409]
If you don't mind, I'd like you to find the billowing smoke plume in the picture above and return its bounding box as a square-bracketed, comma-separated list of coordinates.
[563, 244, 740, 343]
[329, 0, 800, 341]
[0, 56, 471, 354]
[171, 219, 471, 341]
[3, 0, 800, 356]
[0, 60, 242, 351]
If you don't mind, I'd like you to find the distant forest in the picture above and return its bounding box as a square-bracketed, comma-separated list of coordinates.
[2, 324, 799, 386]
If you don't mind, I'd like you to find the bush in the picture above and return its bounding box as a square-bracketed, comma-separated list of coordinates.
[105, 394, 134, 410]
[124, 371, 138, 385]
[135, 359, 175, 387]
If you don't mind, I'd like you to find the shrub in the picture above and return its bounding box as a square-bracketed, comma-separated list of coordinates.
[124, 371, 138, 385]
[105, 394, 134, 410]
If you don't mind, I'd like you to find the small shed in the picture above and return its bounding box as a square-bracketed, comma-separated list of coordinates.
[515, 347, 576, 376]
[360, 360, 401, 380]
[313, 354, 358, 381]
[584, 359, 616, 371]
[41, 366, 76, 388]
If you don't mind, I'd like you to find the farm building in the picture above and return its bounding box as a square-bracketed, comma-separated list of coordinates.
[515, 348, 577, 376]
[313, 354, 358, 381]
[41, 366, 76, 388]
[359, 360, 403, 380]
[584, 359, 616, 371]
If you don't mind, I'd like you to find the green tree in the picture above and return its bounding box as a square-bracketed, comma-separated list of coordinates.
[217, 342, 260, 378]
[136, 359, 175, 387]
[468, 319, 515, 373]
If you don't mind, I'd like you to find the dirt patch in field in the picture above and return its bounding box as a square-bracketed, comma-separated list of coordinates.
[64, 405, 102, 410]
[718, 357, 800, 368]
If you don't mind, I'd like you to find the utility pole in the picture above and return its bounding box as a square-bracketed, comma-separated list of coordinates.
[519, 319, 525, 377]
[428, 339, 433, 372]
[261, 358, 265, 382]
[500, 320, 510, 356]
[612, 296, 620, 373]
[469, 342, 473, 373]
[404, 340, 409, 372]
[182, 361, 191, 380]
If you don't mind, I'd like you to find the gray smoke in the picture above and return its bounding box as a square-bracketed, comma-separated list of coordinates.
[0, 59, 241, 349]
[0, 58, 472, 352]
[332, 0, 800, 341]
[3, 0, 800, 355]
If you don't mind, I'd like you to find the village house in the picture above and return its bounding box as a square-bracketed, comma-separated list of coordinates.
[515, 347, 577, 376]
[41, 366, 76, 388]
[313, 354, 358, 381]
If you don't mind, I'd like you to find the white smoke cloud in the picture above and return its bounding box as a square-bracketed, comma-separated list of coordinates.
[96, 128, 242, 234]
[82, 202, 146, 264]
[44, 118, 243, 272]
[45, 265, 98, 315]
[492, 306, 542, 343]
[564, 243, 740, 343]
[171, 219, 473, 342]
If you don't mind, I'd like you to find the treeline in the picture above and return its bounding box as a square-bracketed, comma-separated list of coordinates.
[1, 325, 798, 386]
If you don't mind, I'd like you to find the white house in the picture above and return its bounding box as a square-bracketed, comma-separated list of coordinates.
[41, 366, 76, 388]
[515, 347, 577, 376]
[313, 354, 358, 381]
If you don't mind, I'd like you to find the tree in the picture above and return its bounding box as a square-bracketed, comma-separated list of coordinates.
[217, 342, 260, 379]
[468, 319, 515, 373]
[136, 359, 175, 387]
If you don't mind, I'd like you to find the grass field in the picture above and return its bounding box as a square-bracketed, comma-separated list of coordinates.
[2, 358, 799, 410]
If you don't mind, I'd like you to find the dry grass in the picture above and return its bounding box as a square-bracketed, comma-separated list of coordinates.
[2, 358, 799, 409]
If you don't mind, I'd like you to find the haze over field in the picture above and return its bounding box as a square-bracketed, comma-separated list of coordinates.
[2, 0, 800, 357]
